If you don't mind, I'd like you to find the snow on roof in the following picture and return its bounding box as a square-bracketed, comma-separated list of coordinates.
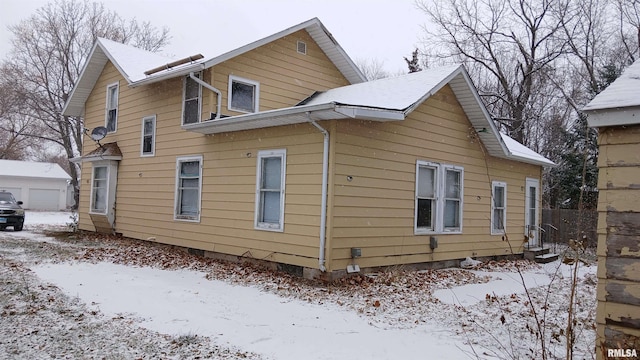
[583, 59, 640, 111]
[0, 160, 71, 180]
[302, 65, 461, 111]
[97, 38, 181, 83]
[500, 133, 555, 167]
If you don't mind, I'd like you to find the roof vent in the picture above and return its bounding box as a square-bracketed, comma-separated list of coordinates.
[297, 41, 307, 55]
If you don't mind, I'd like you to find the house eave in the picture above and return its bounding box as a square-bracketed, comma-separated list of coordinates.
[182, 103, 404, 135]
[584, 106, 640, 128]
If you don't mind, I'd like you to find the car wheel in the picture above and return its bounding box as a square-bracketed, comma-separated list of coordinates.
[14, 224, 23, 231]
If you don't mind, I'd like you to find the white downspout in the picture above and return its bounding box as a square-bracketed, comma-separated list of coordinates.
[309, 114, 329, 272]
[189, 72, 222, 119]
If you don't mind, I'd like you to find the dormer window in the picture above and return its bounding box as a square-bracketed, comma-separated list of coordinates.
[228, 75, 259, 113]
[183, 73, 202, 125]
[105, 82, 119, 132]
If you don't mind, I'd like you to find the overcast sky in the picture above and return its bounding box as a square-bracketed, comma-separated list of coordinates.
[0, 0, 429, 74]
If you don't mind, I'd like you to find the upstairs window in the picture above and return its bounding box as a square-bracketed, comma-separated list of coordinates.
[175, 156, 202, 221]
[141, 115, 156, 156]
[255, 149, 286, 231]
[183, 73, 202, 125]
[415, 161, 464, 234]
[491, 181, 507, 234]
[105, 82, 119, 132]
[228, 75, 259, 113]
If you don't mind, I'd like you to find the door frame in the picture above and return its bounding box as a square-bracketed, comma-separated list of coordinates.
[524, 178, 540, 247]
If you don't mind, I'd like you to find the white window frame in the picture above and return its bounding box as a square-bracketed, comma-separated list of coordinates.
[140, 115, 156, 157]
[182, 72, 202, 125]
[228, 75, 260, 113]
[414, 160, 464, 235]
[491, 181, 507, 235]
[90, 165, 109, 214]
[174, 155, 203, 222]
[255, 149, 286, 231]
[105, 82, 119, 133]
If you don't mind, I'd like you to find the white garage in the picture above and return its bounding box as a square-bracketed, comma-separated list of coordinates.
[0, 160, 72, 211]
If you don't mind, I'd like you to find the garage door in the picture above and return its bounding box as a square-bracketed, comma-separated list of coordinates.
[0, 187, 22, 202]
[28, 189, 60, 210]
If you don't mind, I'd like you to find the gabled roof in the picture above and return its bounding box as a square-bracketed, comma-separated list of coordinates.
[185, 64, 555, 167]
[583, 59, 640, 127]
[62, 18, 365, 117]
[0, 160, 71, 180]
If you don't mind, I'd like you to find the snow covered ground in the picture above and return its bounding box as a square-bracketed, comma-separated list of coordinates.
[0, 211, 597, 359]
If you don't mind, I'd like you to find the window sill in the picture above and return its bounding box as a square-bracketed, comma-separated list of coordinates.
[174, 216, 200, 223]
[89, 210, 108, 215]
[415, 230, 462, 235]
[255, 223, 283, 232]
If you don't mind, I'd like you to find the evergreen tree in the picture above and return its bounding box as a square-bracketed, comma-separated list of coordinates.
[404, 49, 422, 73]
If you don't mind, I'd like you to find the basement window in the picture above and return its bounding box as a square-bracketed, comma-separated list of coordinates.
[228, 75, 259, 113]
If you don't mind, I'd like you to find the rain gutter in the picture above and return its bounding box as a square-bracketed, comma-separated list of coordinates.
[308, 113, 329, 272]
[189, 72, 222, 119]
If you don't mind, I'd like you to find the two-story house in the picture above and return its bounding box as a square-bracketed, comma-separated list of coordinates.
[63, 18, 554, 279]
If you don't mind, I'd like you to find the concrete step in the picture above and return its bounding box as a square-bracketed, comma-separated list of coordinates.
[534, 253, 560, 264]
[524, 246, 550, 260]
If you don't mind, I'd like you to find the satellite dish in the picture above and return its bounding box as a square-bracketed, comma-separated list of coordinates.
[90, 126, 108, 141]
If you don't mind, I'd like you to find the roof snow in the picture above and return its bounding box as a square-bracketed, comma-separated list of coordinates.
[302, 65, 461, 111]
[500, 133, 555, 166]
[0, 160, 71, 180]
[583, 59, 640, 111]
[97, 38, 178, 83]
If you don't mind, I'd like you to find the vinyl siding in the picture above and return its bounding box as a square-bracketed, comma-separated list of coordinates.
[327, 85, 541, 270]
[79, 32, 350, 269]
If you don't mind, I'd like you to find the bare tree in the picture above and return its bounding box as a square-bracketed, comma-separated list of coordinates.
[617, 0, 640, 61]
[0, 0, 170, 206]
[356, 58, 391, 80]
[418, 0, 566, 144]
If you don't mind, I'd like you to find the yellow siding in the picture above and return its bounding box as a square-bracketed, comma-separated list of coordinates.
[328, 85, 541, 270]
[79, 33, 350, 269]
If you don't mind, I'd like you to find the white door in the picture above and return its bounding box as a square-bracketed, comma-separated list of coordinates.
[525, 178, 540, 247]
[29, 189, 60, 210]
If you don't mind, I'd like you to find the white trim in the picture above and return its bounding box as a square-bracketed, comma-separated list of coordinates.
[297, 40, 307, 55]
[140, 115, 156, 157]
[105, 82, 119, 133]
[89, 164, 109, 215]
[525, 178, 540, 246]
[491, 181, 507, 235]
[254, 149, 286, 232]
[174, 155, 203, 222]
[228, 75, 260, 113]
[414, 160, 464, 235]
[182, 72, 202, 125]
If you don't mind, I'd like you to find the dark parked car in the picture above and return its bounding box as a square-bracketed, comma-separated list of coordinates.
[0, 191, 25, 231]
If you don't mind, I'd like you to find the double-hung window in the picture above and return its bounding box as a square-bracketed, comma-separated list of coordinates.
[183, 73, 202, 125]
[105, 82, 119, 132]
[228, 75, 259, 113]
[175, 156, 202, 221]
[255, 149, 286, 231]
[91, 166, 108, 214]
[141, 115, 156, 156]
[415, 161, 464, 234]
[491, 181, 507, 234]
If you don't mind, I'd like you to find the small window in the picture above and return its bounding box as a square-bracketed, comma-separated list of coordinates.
[183, 73, 202, 125]
[255, 149, 286, 231]
[297, 41, 307, 55]
[415, 161, 464, 234]
[491, 181, 507, 234]
[91, 166, 108, 214]
[105, 82, 119, 132]
[141, 115, 156, 156]
[228, 75, 259, 113]
[175, 156, 203, 221]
